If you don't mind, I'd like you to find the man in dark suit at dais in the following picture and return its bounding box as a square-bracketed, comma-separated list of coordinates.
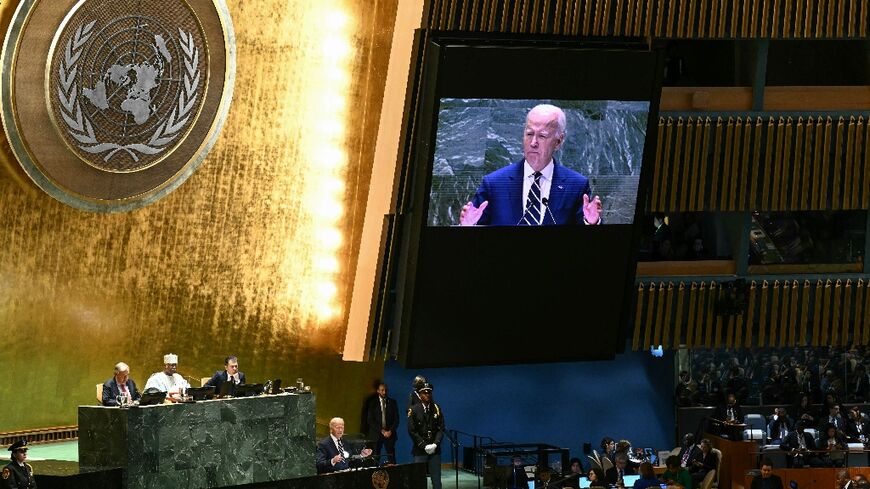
[459, 104, 603, 226]
[204, 355, 246, 397]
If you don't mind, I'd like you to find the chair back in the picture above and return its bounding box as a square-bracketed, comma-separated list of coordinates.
[711, 448, 722, 486]
[744, 413, 765, 432]
[96, 383, 103, 404]
[200, 377, 211, 387]
[700, 469, 716, 489]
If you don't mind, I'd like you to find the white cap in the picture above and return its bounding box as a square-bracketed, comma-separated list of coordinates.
[163, 353, 178, 364]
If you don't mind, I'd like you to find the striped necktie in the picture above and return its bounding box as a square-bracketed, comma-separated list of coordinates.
[521, 171, 543, 225]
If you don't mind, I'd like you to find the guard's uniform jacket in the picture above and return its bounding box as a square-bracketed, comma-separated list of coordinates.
[407, 401, 444, 456]
[2, 461, 36, 489]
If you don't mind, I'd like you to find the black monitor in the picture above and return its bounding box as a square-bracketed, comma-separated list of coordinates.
[137, 390, 167, 406]
[187, 386, 215, 401]
[234, 383, 263, 397]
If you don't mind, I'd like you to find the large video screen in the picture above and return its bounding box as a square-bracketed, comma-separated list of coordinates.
[428, 98, 650, 227]
[392, 39, 664, 367]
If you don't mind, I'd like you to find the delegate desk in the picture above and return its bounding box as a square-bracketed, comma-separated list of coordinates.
[79, 392, 316, 489]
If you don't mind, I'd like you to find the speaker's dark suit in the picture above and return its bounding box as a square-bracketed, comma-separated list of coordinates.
[470, 160, 592, 226]
[204, 370, 246, 396]
[101, 378, 141, 406]
[366, 395, 400, 463]
[315, 436, 372, 474]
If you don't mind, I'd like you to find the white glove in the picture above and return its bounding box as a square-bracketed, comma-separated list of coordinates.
[425, 443, 437, 454]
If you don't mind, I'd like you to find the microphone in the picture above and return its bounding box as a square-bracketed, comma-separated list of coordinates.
[541, 197, 557, 225]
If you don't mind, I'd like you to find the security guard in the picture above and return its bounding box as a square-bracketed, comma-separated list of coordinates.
[407, 382, 444, 489]
[3, 440, 36, 489]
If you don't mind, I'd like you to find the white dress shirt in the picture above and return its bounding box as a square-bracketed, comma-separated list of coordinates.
[521, 159, 554, 224]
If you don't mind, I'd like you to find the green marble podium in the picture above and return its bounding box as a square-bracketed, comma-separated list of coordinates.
[78, 393, 316, 489]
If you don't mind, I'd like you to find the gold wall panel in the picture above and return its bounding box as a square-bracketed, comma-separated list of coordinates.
[0, 0, 398, 432]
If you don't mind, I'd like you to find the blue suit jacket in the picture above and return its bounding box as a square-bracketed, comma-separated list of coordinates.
[470, 160, 592, 225]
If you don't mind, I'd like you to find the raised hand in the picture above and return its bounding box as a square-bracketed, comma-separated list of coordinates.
[459, 201, 488, 226]
[583, 194, 602, 225]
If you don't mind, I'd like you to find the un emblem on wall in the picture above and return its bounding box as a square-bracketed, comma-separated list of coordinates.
[2, 0, 234, 210]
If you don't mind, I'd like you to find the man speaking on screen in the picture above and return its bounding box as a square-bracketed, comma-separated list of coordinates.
[459, 104, 603, 226]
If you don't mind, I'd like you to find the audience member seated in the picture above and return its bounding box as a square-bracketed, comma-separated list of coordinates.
[819, 423, 848, 467]
[820, 404, 846, 433]
[676, 371, 700, 407]
[605, 454, 637, 486]
[688, 439, 717, 488]
[848, 364, 869, 402]
[677, 433, 701, 468]
[750, 459, 783, 489]
[632, 463, 660, 489]
[767, 407, 793, 443]
[714, 393, 744, 423]
[779, 421, 823, 468]
[793, 393, 817, 426]
[585, 467, 606, 488]
[561, 458, 584, 488]
[697, 367, 723, 406]
[725, 367, 750, 404]
[845, 405, 869, 444]
[661, 455, 692, 489]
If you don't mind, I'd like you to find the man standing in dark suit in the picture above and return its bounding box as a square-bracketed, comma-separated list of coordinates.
[750, 459, 783, 489]
[316, 417, 373, 474]
[101, 362, 141, 406]
[408, 383, 445, 489]
[3, 440, 36, 489]
[204, 356, 245, 397]
[366, 383, 399, 464]
[459, 104, 602, 227]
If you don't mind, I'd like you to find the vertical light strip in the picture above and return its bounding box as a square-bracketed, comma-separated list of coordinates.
[343, 0, 425, 360]
[303, 4, 353, 322]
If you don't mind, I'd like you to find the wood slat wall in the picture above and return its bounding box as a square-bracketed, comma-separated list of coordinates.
[632, 278, 870, 350]
[424, 0, 870, 38]
[648, 114, 870, 212]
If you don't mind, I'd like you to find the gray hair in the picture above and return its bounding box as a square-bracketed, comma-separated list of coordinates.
[114, 362, 130, 374]
[528, 104, 566, 136]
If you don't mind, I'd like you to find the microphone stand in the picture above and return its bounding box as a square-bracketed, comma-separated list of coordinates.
[444, 429, 460, 489]
[541, 198, 557, 225]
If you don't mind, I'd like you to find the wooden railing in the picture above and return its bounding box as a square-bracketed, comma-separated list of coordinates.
[0, 426, 78, 447]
